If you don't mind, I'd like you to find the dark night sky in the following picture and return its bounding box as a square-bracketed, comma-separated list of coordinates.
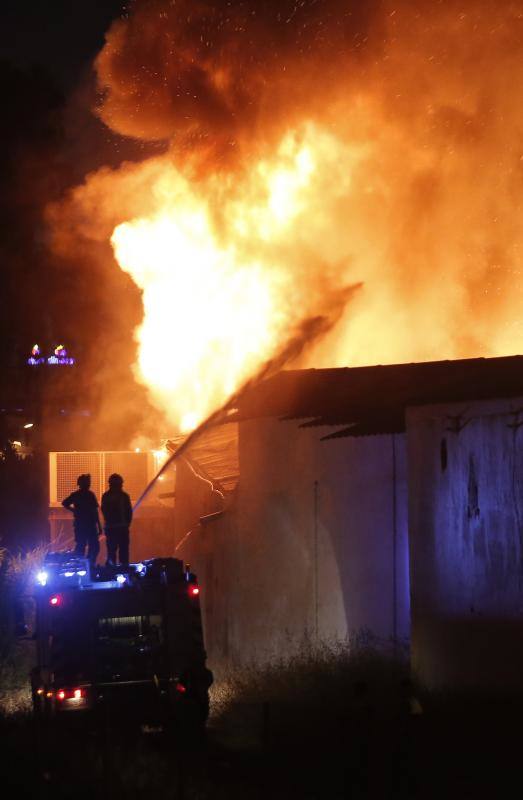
[0, 0, 125, 87]
[0, 0, 160, 447]
[0, 0, 132, 373]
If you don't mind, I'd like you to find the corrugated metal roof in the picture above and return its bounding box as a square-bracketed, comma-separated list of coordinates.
[233, 355, 523, 436]
[177, 423, 239, 495]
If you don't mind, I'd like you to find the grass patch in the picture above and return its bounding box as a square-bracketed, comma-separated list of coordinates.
[211, 632, 410, 711]
[0, 639, 33, 716]
[0, 545, 46, 716]
[209, 632, 411, 752]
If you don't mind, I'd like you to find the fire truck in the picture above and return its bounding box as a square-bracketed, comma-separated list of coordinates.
[30, 553, 213, 731]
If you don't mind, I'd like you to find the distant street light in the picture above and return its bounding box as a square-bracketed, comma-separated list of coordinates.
[23, 423, 34, 429]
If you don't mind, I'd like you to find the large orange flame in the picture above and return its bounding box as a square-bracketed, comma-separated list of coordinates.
[49, 1, 523, 435]
[110, 125, 363, 430]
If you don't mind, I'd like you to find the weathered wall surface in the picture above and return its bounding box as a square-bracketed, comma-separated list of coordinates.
[175, 419, 410, 676]
[407, 397, 523, 690]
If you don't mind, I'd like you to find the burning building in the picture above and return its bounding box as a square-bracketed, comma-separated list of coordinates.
[172, 355, 523, 691]
[45, 1, 523, 691]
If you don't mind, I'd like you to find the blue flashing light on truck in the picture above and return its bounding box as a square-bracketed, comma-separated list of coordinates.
[31, 553, 213, 731]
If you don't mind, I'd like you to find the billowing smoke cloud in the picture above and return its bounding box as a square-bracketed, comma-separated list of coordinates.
[95, 0, 380, 150]
[50, 0, 523, 434]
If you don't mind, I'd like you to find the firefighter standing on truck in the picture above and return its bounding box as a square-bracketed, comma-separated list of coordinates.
[62, 473, 102, 563]
[101, 473, 133, 566]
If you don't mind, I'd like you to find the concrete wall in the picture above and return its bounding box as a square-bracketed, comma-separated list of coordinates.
[175, 419, 410, 676]
[407, 397, 523, 690]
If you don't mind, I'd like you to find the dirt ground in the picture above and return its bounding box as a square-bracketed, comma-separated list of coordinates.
[1, 678, 522, 799]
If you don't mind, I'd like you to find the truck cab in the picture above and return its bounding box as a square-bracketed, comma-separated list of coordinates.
[31, 553, 212, 730]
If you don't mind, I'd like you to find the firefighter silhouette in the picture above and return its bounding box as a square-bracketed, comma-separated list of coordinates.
[101, 473, 133, 567]
[62, 474, 102, 563]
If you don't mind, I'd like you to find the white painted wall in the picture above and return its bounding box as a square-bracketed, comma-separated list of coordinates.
[176, 418, 410, 675]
